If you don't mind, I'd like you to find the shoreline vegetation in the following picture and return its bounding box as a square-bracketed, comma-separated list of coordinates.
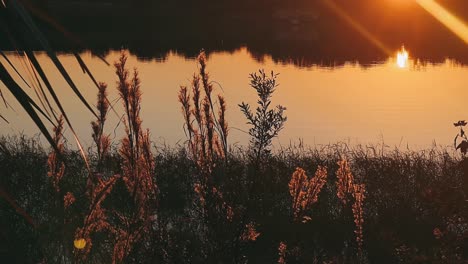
[1, 51, 467, 263]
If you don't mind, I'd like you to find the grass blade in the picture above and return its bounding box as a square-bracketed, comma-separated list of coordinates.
[0, 60, 57, 151]
[74, 52, 119, 118]
[0, 50, 31, 89]
[0, 113, 9, 123]
[24, 52, 91, 172]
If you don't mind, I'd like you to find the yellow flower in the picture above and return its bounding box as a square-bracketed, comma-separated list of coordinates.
[74, 238, 86, 249]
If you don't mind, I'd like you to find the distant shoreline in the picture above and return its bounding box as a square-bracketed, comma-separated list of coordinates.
[3, 0, 468, 66]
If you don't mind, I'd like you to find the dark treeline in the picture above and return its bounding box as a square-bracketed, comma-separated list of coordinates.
[3, 0, 468, 67]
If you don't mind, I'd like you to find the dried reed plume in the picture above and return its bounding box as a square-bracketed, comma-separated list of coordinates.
[74, 175, 118, 258]
[278, 241, 287, 264]
[335, 159, 366, 252]
[288, 166, 327, 221]
[336, 159, 354, 205]
[91, 82, 110, 171]
[178, 51, 230, 221]
[178, 51, 228, 172]
[74, 82, 119, 260]
[352, 183, 366, 252]
[47, 115, 65, 192]
[75, 53, 157, 262]
[111, 52, 157, 263]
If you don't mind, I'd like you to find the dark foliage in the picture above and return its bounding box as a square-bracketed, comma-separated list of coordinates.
[1, 137, 467, 263]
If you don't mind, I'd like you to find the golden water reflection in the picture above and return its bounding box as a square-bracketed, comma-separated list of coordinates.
[0, 47, 467, 149]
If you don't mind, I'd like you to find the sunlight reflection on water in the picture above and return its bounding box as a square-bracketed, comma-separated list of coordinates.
[0, 47, 467, 150]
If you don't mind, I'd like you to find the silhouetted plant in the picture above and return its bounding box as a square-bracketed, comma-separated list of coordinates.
[239, 70, 287, 163]
[72, 53, 158, 263]
[178, 51, 235, 260]
[335, 159, 367, 253]
[352, 183, 366, 252]
[178, 51, 228, 170]
[91, 82, 111, 172]
[74, 80, 117, 261]
[110, 52, 157, 263]
[336, 159, 354, 205]
[47, 116, 65, 192]
[454, 120, 468, 155]
[178, 51, 230, 211]
[74, 175, 118, 259]
[45, 115, 74, 261]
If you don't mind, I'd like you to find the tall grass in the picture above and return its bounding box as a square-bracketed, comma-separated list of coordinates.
[178, 51, 237, 261]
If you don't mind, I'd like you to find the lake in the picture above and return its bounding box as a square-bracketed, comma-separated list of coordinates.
[1, 0, 468, 149]
[1, 47, 467, 149]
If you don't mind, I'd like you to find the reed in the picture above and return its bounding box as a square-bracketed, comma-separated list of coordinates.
[74, 80, 117, 260]
[91, 82, 110, 172]
[111, 52, 157, 264]
[335, 159, 354, 205]
[178, 51, 228, 171]
[277, 241, 287, 264]
[178, 51, 237, 260]
[178, 51, 230, 214]
[46, 116, 64, 192]
[352, 183, 366, 252]
[334, 159, 367, 252]
[72, 52, 158, 263]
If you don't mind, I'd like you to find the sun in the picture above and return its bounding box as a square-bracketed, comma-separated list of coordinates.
[396, 46, 409, 68]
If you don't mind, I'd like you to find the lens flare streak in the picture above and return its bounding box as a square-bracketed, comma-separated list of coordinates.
[320, 0, 392, 56]
[416, 0, 468, 44]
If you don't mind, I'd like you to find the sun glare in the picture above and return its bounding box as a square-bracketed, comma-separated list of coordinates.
[396, 46, 409, 68]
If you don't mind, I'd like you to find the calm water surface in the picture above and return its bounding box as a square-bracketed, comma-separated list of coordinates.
[1, 47, 467, 149]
